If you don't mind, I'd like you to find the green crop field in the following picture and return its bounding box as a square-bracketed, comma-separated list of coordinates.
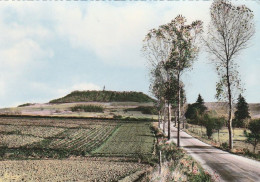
[0, 117, 155, 160]
[94, 122, 155, 157]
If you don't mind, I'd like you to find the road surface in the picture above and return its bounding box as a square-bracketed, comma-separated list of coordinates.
[162, 123, 260, 182]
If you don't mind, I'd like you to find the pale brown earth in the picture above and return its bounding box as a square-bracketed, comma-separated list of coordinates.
[0, 158, 148, 181]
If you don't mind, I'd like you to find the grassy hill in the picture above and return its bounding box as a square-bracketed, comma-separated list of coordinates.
[49, 90, 155, 103]
[204, 102, 260, 119]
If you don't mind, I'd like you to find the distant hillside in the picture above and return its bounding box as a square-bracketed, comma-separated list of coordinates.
[49, 90, 155, 103]
[204, 102, 260, 119]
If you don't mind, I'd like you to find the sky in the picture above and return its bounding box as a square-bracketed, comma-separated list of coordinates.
[0, 1, 259, 108]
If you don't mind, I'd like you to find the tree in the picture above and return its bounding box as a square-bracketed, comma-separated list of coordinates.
[185, 94, 207, 127]
[143, 31, 176, 139]
[234, 94, 251, 128]
[203, 114, 215, 139]
[204, 0, 255, 149]
[245, 119, 260, 153]
[150, 63, 167, 128]
[156, 15, 203, 147]
[196, 94, 207, 114]
[214, 117, 225, 142]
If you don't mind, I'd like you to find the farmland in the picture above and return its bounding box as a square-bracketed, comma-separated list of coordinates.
[0, 159, 148, 181]
[94, 122, 155, 157]
[0, 116, 155, 181]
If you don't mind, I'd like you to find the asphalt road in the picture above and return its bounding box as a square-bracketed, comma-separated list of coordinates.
[162, 123, 260, 182]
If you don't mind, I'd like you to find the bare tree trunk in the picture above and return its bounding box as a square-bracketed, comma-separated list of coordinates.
[158, 111, 161, 128]
[227, 65, 233, 150]
[168, 102, 171, 140]
[254, 139, 257, 154]
[163, 101, 166, 133]
[218, 130, 220, 143]
[175, 110, 177, 127]
[159, 150, 162, 174]
[177, 72, 181, 147]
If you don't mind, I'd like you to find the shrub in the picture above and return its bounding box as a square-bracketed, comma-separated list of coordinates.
[113, 115, 123, 119]
[70, 105, 104, 113]
[245, 119, 260, 153]
[202, 115, 215, 139]
[18, 103, 34, 107]
[124, 106, 158, 115]
[221, 142, 229, 150]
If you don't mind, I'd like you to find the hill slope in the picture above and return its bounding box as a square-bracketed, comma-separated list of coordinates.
[49, 90, 155, 103]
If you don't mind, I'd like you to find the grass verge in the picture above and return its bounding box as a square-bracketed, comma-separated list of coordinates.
[141, 124, 214, 182]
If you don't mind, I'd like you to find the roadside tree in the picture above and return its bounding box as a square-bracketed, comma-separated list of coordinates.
[204, 0, 255, 149]
[157, 15, 203, 147]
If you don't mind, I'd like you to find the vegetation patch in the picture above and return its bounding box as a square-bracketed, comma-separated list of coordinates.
[94, 122, 155, 161]
[17, 103, 35, 107]
[49, 90, 155, 103]
[70, 105, 104, 113]
[144, 126, 213, 182]
[124, 106, 158, 115]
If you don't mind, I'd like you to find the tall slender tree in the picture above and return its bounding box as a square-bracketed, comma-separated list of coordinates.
[204, 0, 255, 149]
[143, 29, 173, 138]
[157, 15, 203, 146]
[144, 15, 202, 145]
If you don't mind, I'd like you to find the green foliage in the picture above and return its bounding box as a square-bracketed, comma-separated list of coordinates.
[113, 115, 123, 119]
[188, 170, 212, 182]
[245, 119, 260, 153]
[234, 94, 251, 128]
[50, 90, 155, 103]
[158, 140, 184, 162]
[203, 115, 215, 139]
[18, 103, 34, 107]
[202, 115, 225, 139]
[221, 142, 229, 150]
[185, 94, 207, 125]
[70, 105, 104, 113]
[125, 106, 158, 115]
[214, 117, 226, 131]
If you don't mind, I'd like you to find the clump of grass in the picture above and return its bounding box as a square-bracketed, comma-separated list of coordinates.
[125, 106, 158, 115]
[70, 105, 104, 113]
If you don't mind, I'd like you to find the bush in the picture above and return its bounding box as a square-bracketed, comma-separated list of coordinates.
[221, 142, 229, 150]
[158, 140, 184, 162]
[202, 115, 215, 139]
[70, 105, 104, 113]
[245, 119, 260, 153]
[113, 115, 123, 119]
[124, 106, 158, 115]
[18, 103, 34, 107]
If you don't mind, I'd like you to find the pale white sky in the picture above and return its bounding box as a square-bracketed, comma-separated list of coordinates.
[0, 1, 259, 107]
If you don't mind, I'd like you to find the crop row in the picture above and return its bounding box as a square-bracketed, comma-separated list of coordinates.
[94, 122, 155, 157]
[48, 125, 117, 152]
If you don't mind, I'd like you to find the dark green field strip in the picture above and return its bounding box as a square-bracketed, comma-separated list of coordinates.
[94, 123, 155, 157]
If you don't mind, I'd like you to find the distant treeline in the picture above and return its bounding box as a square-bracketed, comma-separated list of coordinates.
[49, 90, 155, 103]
